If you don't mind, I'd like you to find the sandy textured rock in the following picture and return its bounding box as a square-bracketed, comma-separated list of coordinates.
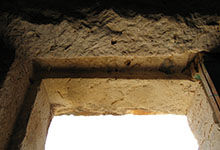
[187, 84, 220, 150]
[0, 0, 220, 60]
[1, 0, 220, 149]
[20, 82, 51, 150]
[0, 59, 33, 150]
[43, 77, 198, 115]
[4, 9, 220, 59]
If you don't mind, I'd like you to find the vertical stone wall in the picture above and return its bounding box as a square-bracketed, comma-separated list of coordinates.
[0, 59, 33, 150]
[20, 82, 51, 150]
[187, 83, 220, 150]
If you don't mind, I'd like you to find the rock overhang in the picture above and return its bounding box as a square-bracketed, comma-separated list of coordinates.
[1, 0, 220, 149]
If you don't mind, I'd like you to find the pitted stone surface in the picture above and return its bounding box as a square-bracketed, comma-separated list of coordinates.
[1, 0, 220, 149]
[3, 10, 220, 59]
[43, 78, 198, 115]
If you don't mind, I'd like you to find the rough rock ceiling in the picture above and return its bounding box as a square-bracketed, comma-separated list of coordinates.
[0, 0, 220, 85]
[1, 1, 220, 149]
[0, 0, 220, 58]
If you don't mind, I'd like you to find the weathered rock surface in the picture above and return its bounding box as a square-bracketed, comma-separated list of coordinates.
[43, 77, 198, 115]
[0, 0, 220, 59]
[187, 84, 220, 150]
[0, 0, 220, 150]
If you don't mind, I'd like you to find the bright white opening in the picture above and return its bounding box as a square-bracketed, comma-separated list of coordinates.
[45, 115, 198, 150]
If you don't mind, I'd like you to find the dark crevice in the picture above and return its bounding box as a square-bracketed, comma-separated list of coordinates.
[207, 21, 219, 26]
[0, 35, 15, 88]
[203, 53, 220, 96]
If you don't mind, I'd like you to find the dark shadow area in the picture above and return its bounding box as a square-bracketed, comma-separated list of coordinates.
[37, 69, 192, 80]
[0, 0, 220, 25]
[33, 62, 192, 80]
[203, 53, 220, 96]
[0, 35, 15, 88]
